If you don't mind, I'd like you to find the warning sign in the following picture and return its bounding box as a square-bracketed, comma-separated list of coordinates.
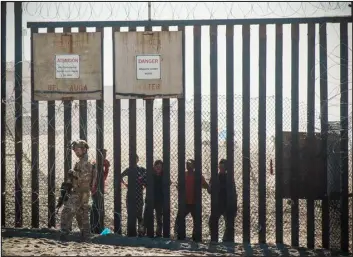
[33, 32, 102, 101]
[136, 55, 161, 80]
[114, 31, 183, 99]
[55, 54, 80, 79]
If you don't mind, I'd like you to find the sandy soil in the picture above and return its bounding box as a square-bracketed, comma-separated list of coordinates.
[2, 237, 218, 256]
[2, 228, 345, 257]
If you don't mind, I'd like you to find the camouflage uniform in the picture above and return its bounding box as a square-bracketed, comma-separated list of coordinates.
[60, 140, 96, 239]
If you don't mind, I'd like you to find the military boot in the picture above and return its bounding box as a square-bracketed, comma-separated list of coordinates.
[59, 229, 70, 241]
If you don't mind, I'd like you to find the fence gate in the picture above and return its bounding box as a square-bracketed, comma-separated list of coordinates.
[1, 2, 352, 254]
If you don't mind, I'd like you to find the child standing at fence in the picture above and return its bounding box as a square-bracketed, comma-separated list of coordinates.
[174, 159, 210, 241]
[141, 160, 165, 237]
[121, 154, 147, 234]
[208, 159, 238, 242]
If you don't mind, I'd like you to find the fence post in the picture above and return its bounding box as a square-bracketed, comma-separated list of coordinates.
[258, 24, 267, 244]
[275, 23, 284, 244]
[78, 26, 88, 141]
[1, 1, 7, 228]
[193, 25, 202, 242]
[63, 27, 72, 183]
[145, 23, 155, 239]
[319, 22, 330, 249]
[127, 26, 138, 237]
[290, 23, 300, 247]
[46, 27, 56, 229]
[95, 26, 105, 234]
[242, 24, 251, 244]
[306, 22, 316, 249]
[161, 25, 171, 239]
[177, 26, 186, 240]
[226, 24, 235, 243]
[112, 26, 122, 234]
[339, 21, 349, 253]
[210, 24, 219, 243]
[31, 26, 40, 228]
[14, 1, 23, 228]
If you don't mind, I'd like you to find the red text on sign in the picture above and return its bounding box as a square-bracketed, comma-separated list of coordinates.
[138, 58, 159, 64]
[57, 57, 79, 63]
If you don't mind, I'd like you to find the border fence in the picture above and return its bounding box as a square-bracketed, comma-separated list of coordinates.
[1, 1, 353, 254]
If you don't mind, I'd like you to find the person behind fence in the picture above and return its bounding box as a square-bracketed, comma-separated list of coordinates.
[90, 149, 110, 234]
[91, 149, 110, 195]
[121, 154, 147, 234]
[141, 160, 165, 237]
[208, 158, 238, 242]
[174, 159, 210, 241]
[60, 140, 97, 240]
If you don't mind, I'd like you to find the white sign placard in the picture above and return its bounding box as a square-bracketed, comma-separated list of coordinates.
[136, 55, 161, 80]
[55, 54, 80, 79]
[33, 32, 102, 101]
[114, 31, 183, 99]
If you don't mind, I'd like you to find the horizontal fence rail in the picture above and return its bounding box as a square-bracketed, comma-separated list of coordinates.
[2, 9, 352, 254]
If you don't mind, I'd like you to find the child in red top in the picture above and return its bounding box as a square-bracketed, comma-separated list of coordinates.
[91, 149, 110, 195]
[174, 159, 210, 241]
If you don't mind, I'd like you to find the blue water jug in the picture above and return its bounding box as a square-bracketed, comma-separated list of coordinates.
[100, 228, 111, 235]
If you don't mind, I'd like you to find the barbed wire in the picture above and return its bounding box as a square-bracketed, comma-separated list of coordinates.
[21, 2, 351, 22]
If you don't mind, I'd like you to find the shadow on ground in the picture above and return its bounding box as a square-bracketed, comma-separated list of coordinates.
[1, 227, 351, 256]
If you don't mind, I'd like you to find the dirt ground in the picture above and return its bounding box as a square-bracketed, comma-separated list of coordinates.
[2, 228, 348, 257]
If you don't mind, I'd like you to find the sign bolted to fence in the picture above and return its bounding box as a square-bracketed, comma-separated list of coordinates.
[114, 31, 183, 99]
[55, 54, 80, 79]
[136, 55, 161, 80]
[32, 32, 102, 101]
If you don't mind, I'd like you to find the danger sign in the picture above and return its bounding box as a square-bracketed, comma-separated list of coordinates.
[114, 30, 183, 99]
[136, 55, 161, 80]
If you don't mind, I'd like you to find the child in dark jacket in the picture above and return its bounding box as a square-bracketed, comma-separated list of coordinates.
[121, 154, 147, 233]
[142, 160, 165, 237]
[208, 159, 238, 242]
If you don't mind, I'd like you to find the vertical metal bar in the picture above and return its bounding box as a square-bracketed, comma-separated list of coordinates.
[306, 22, 316, 249]
[30, 26, 39, 228]
[145, 97, 154, 237]
[210, 24, 219, 243]
[242, 24, 251, 244]
[193, 25, 202, 242]
[351, 6, 353, 252]
[112, 27, 122, 234]
[95, 27, 105, 234]
[226, 24, 235, 243]
[1, 1, 7, 227]
[258, 24, 267, 244]
[14, 1, 23, 228]
[177, 25, 186, 240]
[319, 22, 331, 249]
[79, 27, 87, 141]
[319, 22, 329, 249]
[162, 25, 171, 239]
[339, 21, 349, 253]
[127, 27, 137, 238]
[145, 23, 154, 238]
[63, 27, 72, 183]
[290, 23, 300, 247]
[275, 23, 284, 244]
[46, 27, 56, 229]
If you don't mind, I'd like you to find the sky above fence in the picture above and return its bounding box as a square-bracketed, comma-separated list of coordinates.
[4, 2, 353, 122]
